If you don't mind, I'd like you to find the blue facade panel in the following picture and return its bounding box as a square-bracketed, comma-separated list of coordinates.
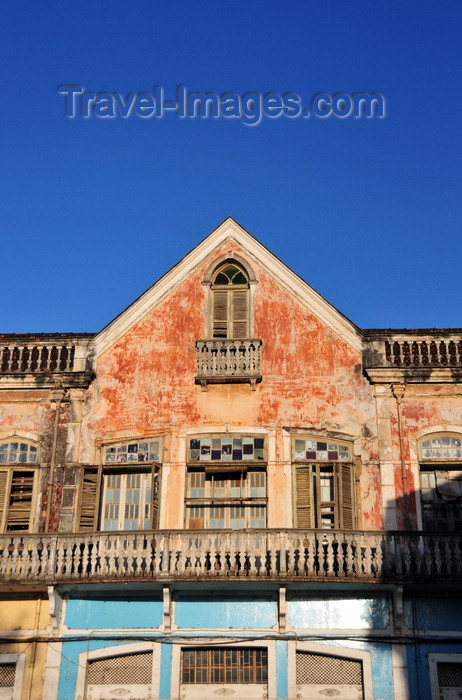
[288, 595, 390, 629]
[175, 594, 277, 628]
[65, 596, 163, 629]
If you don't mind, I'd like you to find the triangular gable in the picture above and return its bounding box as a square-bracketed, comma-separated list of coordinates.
[94, 217, 363, 356]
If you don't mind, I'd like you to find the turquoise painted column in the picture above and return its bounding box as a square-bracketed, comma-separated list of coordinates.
[276, 640, 288, 699]
[160, 642, 172, 699]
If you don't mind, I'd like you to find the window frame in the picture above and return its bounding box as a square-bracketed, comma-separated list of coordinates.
[428, 653, 462, 700]
[75, 643, 160, 700]
[288, 642, 373, 700]
[0, 653, 26, 700]
[0, 438, 40, 533]
[171, 640, 276, 700]
[202, 254, 258, 340]
[185, 434, 267, 530]
[292, 435, 355, 530]
[418, 433, 462, 532]
[77, 437, 163, 532]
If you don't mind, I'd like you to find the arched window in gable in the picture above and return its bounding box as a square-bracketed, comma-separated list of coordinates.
[211, 262, 250, 339]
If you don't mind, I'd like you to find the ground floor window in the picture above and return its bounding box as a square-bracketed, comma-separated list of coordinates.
[0, 654, 24, 700]
[185, 468, 266, 528]
[429, 654, 462, 700]
[182, 648, 268, 684]
[296, 651, 364, 699]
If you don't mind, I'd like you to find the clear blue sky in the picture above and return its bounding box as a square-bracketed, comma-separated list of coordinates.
[1, 1, 461, 333]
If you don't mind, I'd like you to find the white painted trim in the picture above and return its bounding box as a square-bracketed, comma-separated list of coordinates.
[287, 641, 374, 700]
[74, 641, 160, 700]
[391, 643, 410, 700]
[428, 653, 462, 700]
[169, 639, 277, 700]
[0, 653, 25, 700]
[94, 218, 363, 357]
[42, 643, 62, 700]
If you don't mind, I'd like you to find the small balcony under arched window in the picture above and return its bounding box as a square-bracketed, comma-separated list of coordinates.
[196, 255, 262, 390]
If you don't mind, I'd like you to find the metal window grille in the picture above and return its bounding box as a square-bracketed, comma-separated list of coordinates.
[182, 648, 268, 684]
[438, 662, 462, 688]
[87, 652, 152, 685]
[0, 663, 15, 687]
[296, 652, 362, 685]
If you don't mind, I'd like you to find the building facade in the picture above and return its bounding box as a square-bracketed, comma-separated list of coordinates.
[0, 218, 461, 700]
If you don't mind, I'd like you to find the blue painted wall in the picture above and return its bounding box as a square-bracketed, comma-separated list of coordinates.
[65, 596, 163, 629]
[175, 594, 277, 629]
[405, 595, 462, 631]
[288, 595, 390, 629]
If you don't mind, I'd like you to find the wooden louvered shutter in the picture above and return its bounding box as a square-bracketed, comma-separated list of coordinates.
[339, 463, 354, 529]
[231, 290, 249, 338]
[0, 470, 8, 532]
[295, 465, 313, 528]
[7, 471, 34, 530]
[151, 468, 159, 528]
[212, 291, 228, 338]
[79, 467, 100, 530]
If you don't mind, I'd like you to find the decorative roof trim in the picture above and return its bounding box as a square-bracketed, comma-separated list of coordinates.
[94, 217, 363, 356]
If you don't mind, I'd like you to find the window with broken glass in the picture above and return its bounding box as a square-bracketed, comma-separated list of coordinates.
[186, 436, 266, 529]
[0, 441, 39, 532]
[293, 437, 355, 529]
[419, 435, 462, 531]
[78, 438, 162, 531]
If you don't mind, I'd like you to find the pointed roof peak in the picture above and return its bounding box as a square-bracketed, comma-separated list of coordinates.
[94, 219, 363, 355]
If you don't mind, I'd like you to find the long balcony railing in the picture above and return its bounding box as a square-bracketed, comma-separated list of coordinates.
[0, 336, 93, 374]
[364, 332, 462, 370]
[1, 529, 461, 585]
[195, 339, 262, 389]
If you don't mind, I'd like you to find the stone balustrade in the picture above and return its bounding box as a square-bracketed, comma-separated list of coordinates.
[1, 529, 461, 585]
[0, 336, 93, 377]
[195, 339, 262, 389]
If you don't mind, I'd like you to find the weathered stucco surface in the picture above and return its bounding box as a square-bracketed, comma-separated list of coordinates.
[78, 242, 382, 529]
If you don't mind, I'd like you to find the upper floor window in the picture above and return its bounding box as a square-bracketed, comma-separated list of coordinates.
[0, 440, 39, 532]
[419, 433, 462, 531]
[211, 262, 250, 339]
[0, 441, 38, 463]
[186, 434, 267, 529]
[293, 437, 355, 529]
[79, 438, 162, 531]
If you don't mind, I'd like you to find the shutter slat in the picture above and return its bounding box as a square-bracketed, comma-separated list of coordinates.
[79, 468, 99, 530]
[0, 470, 8, 530]
[212, 291, 228, 337]
[340, 463, 354, 529]
[296, 465, 312, 528]
[6, 471, 34, 530]
[231, 290, 249, 338]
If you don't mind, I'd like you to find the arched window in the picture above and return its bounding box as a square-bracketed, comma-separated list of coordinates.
[210, 262, 250, 339]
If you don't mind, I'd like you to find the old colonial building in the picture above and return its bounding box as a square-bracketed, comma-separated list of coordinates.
[0, 218, 461, 700]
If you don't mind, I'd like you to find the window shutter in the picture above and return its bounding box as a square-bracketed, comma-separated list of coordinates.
[6, 471, 34, 530]
[151, 469, 159, 529]
[79, 468, 100, 531]
[339, 463, 354, 529]
[231, 290, 249, 338]
[0, 470, 9, 532]
[296, 465, 312, 528]
[212, 291, 228, 337]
